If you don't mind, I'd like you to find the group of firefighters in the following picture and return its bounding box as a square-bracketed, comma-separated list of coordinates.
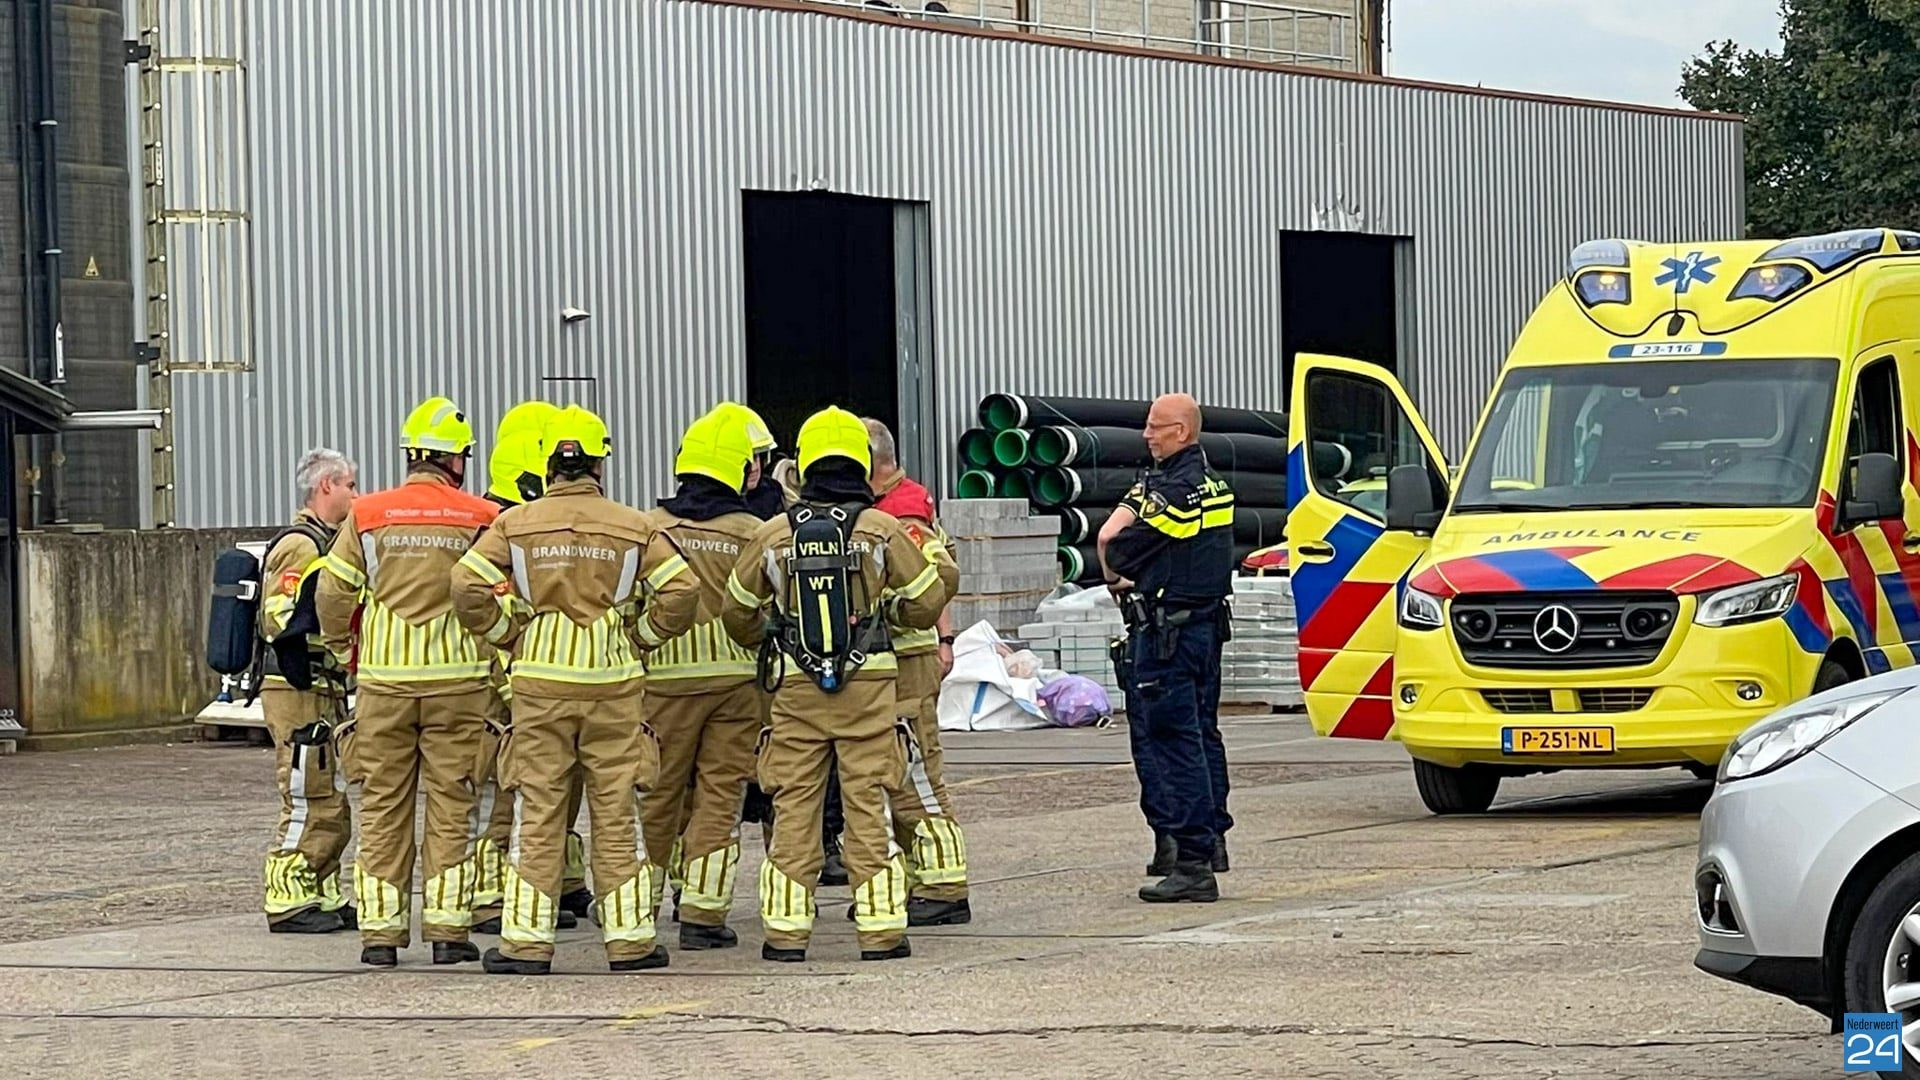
[253, 396, 969, 972]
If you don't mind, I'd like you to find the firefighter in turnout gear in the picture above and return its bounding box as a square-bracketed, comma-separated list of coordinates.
[718, 403, 852, 887]
[470, 401, 586, 934]
[722, 406, 947, 962]
[452, 406, 702, 975]
[260, 448, 359, 934]
[317, 398, 501, 967]
[863, 418, 968, 926]
[716, 403, 784, 856]
[636, 408, 766, 950]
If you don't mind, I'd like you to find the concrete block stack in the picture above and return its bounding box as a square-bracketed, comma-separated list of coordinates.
[1221, 576, 1302, 708]
[1009, 576, 1301, 713]
[1014, 602, 1127, 705]
[943, 499, 1062, 634]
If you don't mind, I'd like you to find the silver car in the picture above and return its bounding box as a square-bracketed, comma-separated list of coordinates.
[1695, 665, 1920, 1075]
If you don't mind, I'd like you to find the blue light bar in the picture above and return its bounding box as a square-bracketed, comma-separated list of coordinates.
[1568, 239, 1630, 275]
[1759, 229, 1887, 272]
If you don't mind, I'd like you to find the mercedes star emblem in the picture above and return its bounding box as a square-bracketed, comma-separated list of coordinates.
[1532, 604, 1580, 654]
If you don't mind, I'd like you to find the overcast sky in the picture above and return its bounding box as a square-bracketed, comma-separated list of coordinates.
[1385, 0, 1785, 108]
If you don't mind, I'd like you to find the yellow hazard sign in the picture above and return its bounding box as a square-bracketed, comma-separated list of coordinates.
[83, 256, 99, 279]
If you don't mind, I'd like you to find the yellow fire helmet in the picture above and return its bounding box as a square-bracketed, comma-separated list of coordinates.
[542, 404, 612, 466]
[400, 396, 475, 455]
[675, 408, 755, 493]
[795, 405, 871, 478]
[713, 400, 777, 455]
[488, 400, 561, 504]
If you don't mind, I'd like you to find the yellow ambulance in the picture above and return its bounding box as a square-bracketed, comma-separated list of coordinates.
[1287, 227, 1920, 813]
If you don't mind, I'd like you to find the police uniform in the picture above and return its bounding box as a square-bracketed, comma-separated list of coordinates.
[1105, 443, 1235, 901]
[316, 398, 500, 965]
[452, 406, 703, 975]
[721, 407, 947, 962]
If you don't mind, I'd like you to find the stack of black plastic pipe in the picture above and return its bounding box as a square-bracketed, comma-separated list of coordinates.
[957, 394, 1291, 585]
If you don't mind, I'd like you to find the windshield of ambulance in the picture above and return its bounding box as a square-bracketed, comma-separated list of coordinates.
[1452, 358, 1838, 512]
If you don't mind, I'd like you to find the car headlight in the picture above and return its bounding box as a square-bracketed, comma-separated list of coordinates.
[1694, 573, 1798, 627]
[1399, 585, 1443, 630]
[1718, 688, 1904, 782]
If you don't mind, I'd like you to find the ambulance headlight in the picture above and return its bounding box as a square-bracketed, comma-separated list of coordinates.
[1399, 585, 1444, 630]
[1573, 270, 1630, 307]
[1719, 689, 1904, 782]
[1694, 573, 1798, 627]
[1730, 264, 1812, 303]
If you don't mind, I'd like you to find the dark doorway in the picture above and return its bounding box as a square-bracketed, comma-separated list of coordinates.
[1280, 232, 1402, 398]
[742, 192, 902, 453]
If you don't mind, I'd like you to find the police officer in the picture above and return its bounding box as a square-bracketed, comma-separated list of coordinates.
[259, 448, 359, 934]
[722, 406, 946, 962]
[1097, 393, 1235, 903]
[317, 398, 500, 966]
[452, 406, 702, 975]
[636, 407, 766, 949]
[471, 401, 584, 935]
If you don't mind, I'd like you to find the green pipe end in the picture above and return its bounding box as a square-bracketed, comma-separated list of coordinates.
[981, 395, 1025, 432]
[992, 428, 1031, 467]
[1000, 469, 1032, 500]
[1031, 427, 1072, 466]
[958, 428, 994, 468]
[1058, 546, 1084, 581]
[956, 470, 996, 499]
[1035, 468, 1071, 508]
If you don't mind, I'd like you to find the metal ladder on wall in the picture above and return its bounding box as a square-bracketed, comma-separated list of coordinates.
[133, 0, 256, 529]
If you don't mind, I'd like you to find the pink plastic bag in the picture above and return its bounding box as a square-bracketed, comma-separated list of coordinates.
[1038, 675, 1113, 727]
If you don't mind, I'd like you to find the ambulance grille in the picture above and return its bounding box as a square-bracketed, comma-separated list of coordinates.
[1481, 689, 1554, 714]
[1451, 591, 1679, 670]
[1577, 688, 1655, 713]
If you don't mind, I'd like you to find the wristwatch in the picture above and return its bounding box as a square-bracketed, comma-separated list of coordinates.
[938, 634, 956, 645]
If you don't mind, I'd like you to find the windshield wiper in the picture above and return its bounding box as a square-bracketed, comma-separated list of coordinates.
[1449, 502, 1570, 514]
[1560, 499, 1727, 511]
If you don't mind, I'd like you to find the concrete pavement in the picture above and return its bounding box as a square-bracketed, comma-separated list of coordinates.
[0, 715, 1838, 1077]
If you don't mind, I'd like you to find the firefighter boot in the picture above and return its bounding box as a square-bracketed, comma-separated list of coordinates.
[434, 941, 481, 965]
[609, 945, 671, 972]
[483, 947, 550, 975]
[269, 908, 344, 935]
[907, 897, 971, 927]
[861, 938, 912, 961]
[819, 833, 849, 887]
[680, 923, 739, 950]
[762, 942, 807, 963]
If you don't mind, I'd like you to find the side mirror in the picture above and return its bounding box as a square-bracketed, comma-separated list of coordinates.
[1845, 452, 1905, 525]
[1385, 463, 1445, 533]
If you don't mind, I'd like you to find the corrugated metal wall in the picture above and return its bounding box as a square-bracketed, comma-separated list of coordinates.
[170, 0, 1742, 526]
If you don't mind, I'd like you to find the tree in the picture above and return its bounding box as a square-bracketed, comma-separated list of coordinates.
[1680, 0, 1920, 237]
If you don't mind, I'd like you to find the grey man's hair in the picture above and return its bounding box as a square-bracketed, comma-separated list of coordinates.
[862, 417, 897, 470]
[295, 447, 355, 503]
